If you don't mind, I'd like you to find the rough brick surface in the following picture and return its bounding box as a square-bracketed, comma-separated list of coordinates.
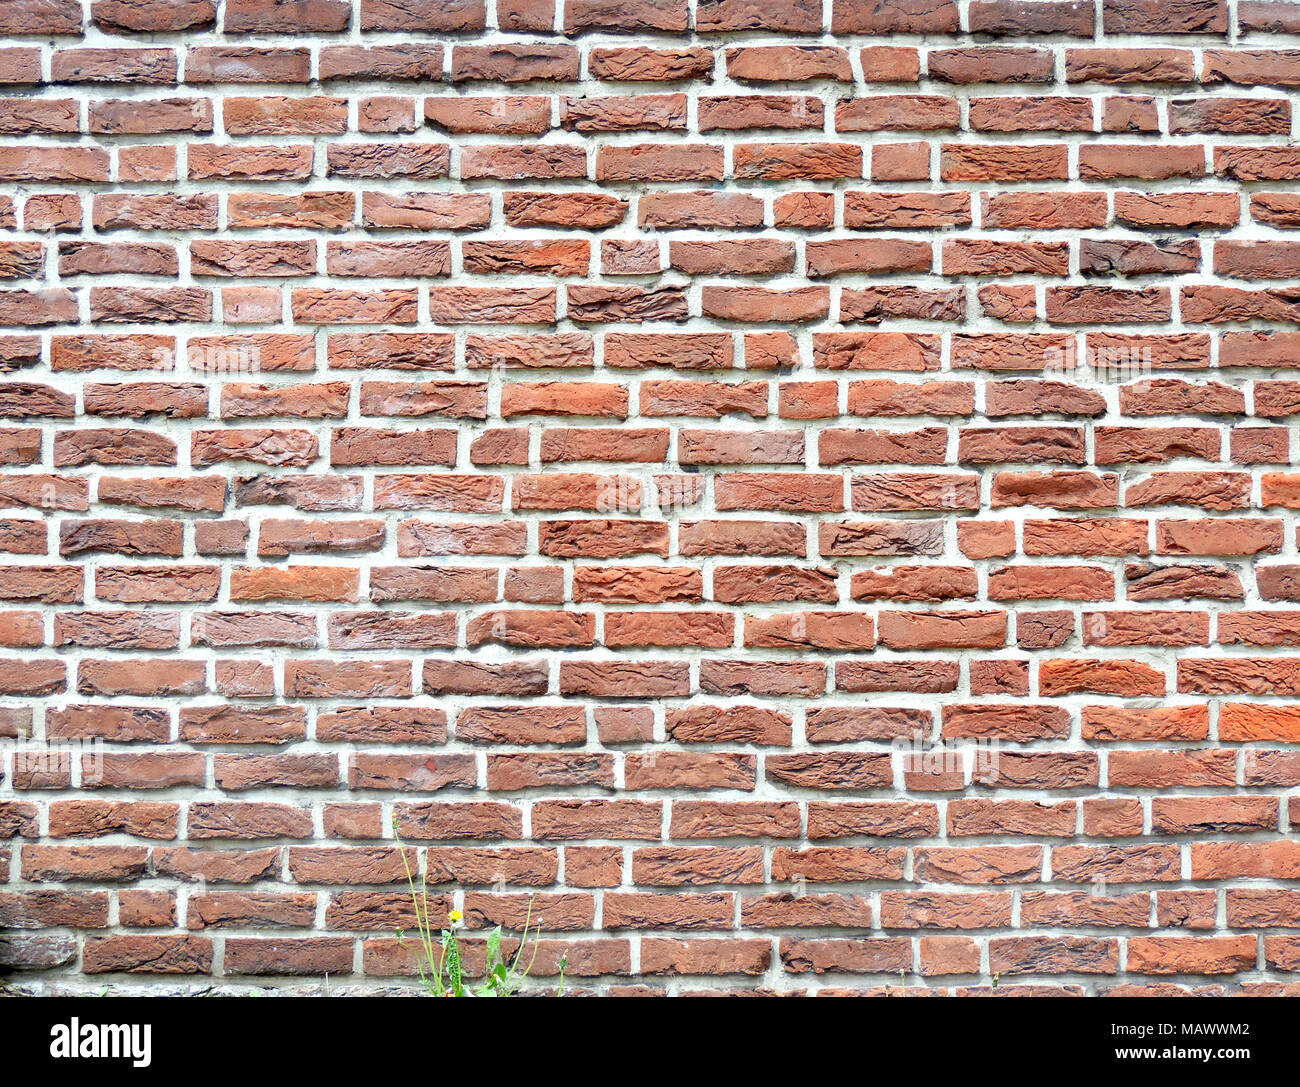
[1, 0, 1299, 997]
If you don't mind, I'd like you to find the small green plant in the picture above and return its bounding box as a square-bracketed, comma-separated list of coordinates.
[394, 820, 565, 997]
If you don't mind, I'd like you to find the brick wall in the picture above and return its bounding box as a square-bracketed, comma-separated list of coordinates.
[1, 0, 1299, 995]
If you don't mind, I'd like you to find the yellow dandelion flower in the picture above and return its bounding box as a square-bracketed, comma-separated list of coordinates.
[449, 909, 462, 922]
